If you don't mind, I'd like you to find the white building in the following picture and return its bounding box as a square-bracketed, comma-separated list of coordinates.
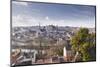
[63, 46, 74, 58]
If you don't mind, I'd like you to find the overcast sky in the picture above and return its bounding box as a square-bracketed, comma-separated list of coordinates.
[12, 1, 96, 28]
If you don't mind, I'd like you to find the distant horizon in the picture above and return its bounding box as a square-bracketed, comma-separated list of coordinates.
[12, 1, 96, 28]
[12, 24, 95, 28]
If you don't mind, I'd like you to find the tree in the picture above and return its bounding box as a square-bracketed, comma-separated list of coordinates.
[54, 46, 63, 56]
[71, 28, 96, 61]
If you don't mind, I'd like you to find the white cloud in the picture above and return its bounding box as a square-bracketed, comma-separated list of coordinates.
[12, 14, 38, 27]
[45, 16, 49, 20]
[12, 1, 28, 6]
[12, 14, 95, 28]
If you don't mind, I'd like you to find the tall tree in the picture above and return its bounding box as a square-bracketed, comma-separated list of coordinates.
[71, 28, 96, 61]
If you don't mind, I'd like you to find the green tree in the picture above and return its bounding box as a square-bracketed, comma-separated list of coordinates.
[71, 28, 96, 61]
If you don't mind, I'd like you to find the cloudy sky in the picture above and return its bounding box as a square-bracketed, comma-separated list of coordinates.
[12, 1, 96, 28]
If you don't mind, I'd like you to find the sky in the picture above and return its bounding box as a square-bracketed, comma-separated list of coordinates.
[12, 1, 96, 28]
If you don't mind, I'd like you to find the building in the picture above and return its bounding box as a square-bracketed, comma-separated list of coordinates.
[63, 46, 74, 62]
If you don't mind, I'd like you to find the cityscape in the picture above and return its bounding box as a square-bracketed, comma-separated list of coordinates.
[11, 1, 96, 67]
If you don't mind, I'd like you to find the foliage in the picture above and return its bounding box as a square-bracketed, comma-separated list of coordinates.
[71, 28, 96, 61]
[54, 47, 63, 56]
